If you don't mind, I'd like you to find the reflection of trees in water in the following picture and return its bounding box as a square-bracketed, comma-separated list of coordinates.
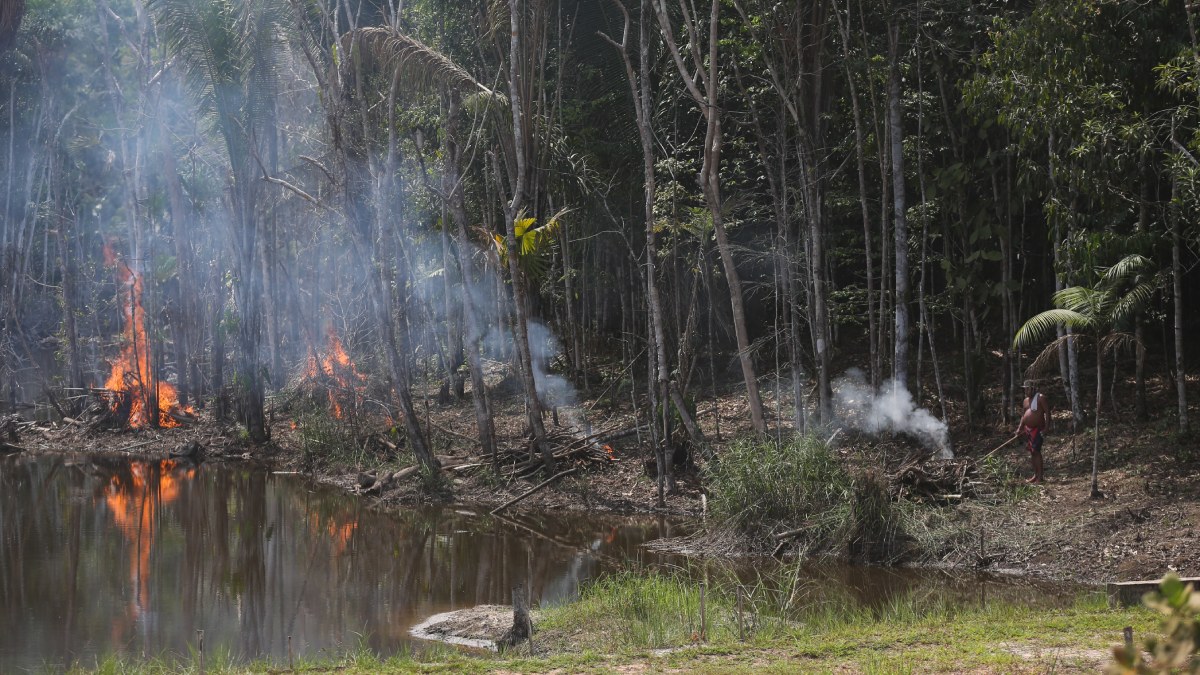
[0, 457, 689, 668]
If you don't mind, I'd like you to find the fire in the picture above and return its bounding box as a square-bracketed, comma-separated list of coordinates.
[604, 444, 615, 460]
[102, 242, 194, 428]
[303, 328, 367, 419]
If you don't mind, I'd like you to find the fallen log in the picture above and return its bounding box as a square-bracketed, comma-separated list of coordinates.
[166, 409, 197, 426]
[362, 456, 471, 494]
[771, 524, 814, 541]
[490, 467, 578, 516]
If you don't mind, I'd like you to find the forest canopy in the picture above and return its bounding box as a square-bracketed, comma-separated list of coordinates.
[0, 0, 1195, 497]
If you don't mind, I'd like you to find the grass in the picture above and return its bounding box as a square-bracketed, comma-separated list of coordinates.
[704, 434, 912, 562]
[65, 573, 1158, 674]
[705, 434, 854, 549]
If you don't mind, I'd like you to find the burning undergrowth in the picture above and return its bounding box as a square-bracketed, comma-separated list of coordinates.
[297, 328, 370, 421]
[96, 243, 195, 429]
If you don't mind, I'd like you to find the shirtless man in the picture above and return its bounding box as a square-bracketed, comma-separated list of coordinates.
[1017, 380, 1049, 483]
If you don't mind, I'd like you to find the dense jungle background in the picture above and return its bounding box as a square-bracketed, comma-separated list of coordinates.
[1, 0, 1197, 510]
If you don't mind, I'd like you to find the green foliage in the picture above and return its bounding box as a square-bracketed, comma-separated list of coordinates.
[847, 470, 907, 564]
[979, 456, 1038, 504]
[149, 0, 285, 165]
[705, 434, 852, 550]
[1110, 574, 1200, 673]
[1014, 253, 1161, 365]
[296, 411, 365, 468]
[489, 210, 566, 281]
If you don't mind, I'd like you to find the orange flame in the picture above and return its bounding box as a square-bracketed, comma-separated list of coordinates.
[103, 243, 194, 427]
[604, 444, 615, 460]
[303, 328, 367, 419]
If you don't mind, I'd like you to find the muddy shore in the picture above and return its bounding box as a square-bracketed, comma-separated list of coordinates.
[7, 388, 1199, 587]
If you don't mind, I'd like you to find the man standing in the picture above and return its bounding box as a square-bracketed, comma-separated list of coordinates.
[1017, 380, 1049, 483]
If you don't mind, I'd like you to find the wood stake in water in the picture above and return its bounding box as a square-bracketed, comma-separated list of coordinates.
[699, 582, 707, 642]
[288, 634, 293, 670]
[197, 629, 205, 675]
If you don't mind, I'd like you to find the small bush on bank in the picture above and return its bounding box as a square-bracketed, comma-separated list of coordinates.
[848, 469, 909, 563]
[706, 435, 911, 562]
[705, 434, 853, 550]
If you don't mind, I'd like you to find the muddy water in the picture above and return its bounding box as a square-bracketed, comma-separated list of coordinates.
[0, 454, 1081, 670]
[0, 453, 685, 670]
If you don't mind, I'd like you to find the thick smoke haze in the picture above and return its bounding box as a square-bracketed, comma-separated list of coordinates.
[833, 369, 952, 459]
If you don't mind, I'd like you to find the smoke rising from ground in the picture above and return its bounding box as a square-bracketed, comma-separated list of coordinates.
[833, 369, 952, 458]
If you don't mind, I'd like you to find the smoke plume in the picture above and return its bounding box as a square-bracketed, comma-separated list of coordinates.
[833, 369, 952, 458]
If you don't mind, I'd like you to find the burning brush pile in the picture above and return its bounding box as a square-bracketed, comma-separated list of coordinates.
[89, 245, 195, 430]
[292, 329, 370, 422]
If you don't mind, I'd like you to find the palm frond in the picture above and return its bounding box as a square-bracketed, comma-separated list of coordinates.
[343, 27, 499, 100]
[1111, 278, 1162, 327]
[1014, 308, 1091, 348]
[1024, 334, 1077, 378]
[1100, 331, 1137, 358]
[1101, 253, 1154, 286]
[1051, 286, 1104, 315]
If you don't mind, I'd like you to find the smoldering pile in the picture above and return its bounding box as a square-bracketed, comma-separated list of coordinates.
[833, 369, 952, 459]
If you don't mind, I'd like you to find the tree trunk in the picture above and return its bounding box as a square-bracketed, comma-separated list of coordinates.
[654, 0, 767, 435]
[1173, 188, 1189, 432]
[1048, 134, 1084, 427]
[504, 0, 554, 472]
[445, 92, 498, 469]
[1091, 341, 1102, 499]
[839, 7, 877, 392]
[888, 17, 910, 391]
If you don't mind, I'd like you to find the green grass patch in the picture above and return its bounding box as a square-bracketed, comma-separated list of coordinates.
[64, 579, 1156, 673]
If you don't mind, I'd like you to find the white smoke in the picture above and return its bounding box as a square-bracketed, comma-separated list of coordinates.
[525, 320, 577, 409]
[833, 369, 952, 459]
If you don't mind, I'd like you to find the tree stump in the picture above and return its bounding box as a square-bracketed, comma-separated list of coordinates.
[502, 581, 533, 649]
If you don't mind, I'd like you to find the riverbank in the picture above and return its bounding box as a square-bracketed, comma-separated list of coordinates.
[9, 376, 1200, 586]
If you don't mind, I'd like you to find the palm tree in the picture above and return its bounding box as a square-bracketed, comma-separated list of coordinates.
[1014, 254, 1163, 498]
[150, 0, 286, 443]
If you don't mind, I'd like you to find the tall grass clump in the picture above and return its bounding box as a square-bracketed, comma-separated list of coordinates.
[540, 572, 752, 649]
[706, 434, 853, 551]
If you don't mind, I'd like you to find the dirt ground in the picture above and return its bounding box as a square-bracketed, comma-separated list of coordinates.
[7, 369, 1199, 586]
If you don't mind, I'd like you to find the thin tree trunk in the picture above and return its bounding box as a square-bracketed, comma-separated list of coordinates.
[1173, 180, 1189, 432]
[888, 18, 909, 390]
[1091, 341, 1102, 498]
[445, 92, 498, 469]
[654, 0, 767, 435]
[503, 0, 554, 472]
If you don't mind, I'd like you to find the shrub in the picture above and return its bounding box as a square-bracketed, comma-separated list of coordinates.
[848, 470, 909, 564]
[705, 434, 853, 552]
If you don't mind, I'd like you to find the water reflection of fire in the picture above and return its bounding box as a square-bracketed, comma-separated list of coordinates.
[302, 328, 367, 419]
[102, 242, 194, 428]
[308, 513, 358, 558]
[102, 460, 194, 624]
